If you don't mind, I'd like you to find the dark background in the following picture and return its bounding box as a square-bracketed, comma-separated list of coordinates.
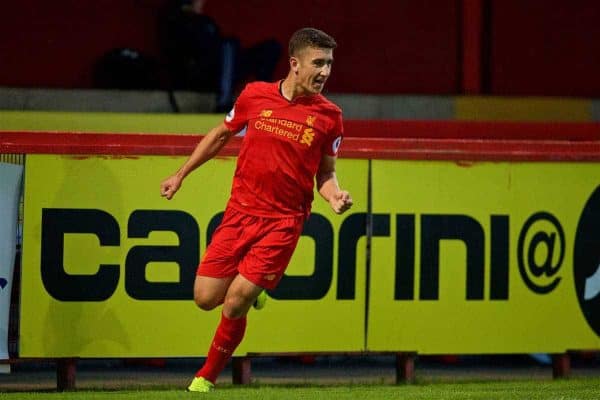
[1, 0, 599, 96]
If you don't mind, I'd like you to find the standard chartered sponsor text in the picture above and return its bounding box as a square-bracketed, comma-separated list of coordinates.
[255, 119, 301, 141]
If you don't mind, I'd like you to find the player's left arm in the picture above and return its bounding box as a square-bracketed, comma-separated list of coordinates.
[316, 154, 353, 214]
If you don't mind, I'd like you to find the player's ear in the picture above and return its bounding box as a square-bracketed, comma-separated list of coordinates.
[290, 56, 299, 74]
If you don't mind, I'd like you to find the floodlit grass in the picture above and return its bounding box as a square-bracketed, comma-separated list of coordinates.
[2, 379, 600, 400]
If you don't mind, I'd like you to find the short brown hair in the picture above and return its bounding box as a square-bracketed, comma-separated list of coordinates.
[288, 27, 337, 56]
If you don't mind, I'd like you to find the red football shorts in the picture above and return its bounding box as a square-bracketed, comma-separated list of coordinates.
[197, 207, 305, 290]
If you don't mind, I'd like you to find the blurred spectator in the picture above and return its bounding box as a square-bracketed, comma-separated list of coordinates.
[160, 0, 281, 112]
[93, 48, 163, 90]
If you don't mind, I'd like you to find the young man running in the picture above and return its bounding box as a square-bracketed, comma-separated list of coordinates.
[160, 27, 352, 392]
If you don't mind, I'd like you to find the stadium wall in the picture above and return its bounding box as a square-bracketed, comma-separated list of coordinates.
[2, 122, 600, 357]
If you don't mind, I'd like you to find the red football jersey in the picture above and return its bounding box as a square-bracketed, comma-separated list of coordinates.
[223, 81, 344, 217]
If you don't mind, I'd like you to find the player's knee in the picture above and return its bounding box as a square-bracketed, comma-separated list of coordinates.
[194, 292, 219, 311]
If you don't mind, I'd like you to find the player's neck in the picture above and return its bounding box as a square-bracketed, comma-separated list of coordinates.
[280, 75, 313, 102]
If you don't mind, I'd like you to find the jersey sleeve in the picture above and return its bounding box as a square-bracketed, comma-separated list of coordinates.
[322, 111, 344, 157]
[223, 85, 251, 133]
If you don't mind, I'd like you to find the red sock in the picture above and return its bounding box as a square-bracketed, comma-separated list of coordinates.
[195, 313, 247, 383]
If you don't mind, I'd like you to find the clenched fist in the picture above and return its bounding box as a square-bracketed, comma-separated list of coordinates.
[329, 190, 353, 214]
[160, 175, 183, 200]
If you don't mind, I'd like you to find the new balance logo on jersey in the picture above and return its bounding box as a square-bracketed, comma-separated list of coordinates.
[300, 128, 315, 146]
[260, 109, 273, 117]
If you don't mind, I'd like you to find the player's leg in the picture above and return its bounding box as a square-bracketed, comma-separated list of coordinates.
[189, 213, 304, 391]
[189, 274, 262, 390]
[188, 276, 239, 392]
[193, 214, 305, 385]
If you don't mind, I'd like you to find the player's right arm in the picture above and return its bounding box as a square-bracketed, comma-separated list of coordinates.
[160, 122, 234, 200]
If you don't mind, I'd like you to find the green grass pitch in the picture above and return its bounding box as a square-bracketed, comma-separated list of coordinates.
[2, 379, 600, 400]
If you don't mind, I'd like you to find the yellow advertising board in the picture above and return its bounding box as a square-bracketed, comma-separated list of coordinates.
[368, 160, 600, 354]
[0, 111, 224, 133]
[455, 97, 591, 121]
[22, 154, 600, 357]
[21, 155, 367, 357]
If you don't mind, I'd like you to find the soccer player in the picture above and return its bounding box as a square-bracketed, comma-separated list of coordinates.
[160, 27, 352, 392]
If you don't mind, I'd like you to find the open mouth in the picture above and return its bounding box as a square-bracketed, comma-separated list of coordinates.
[312, 79, 325, 89]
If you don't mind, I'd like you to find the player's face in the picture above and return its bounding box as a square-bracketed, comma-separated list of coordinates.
[292, 47, 333, 95]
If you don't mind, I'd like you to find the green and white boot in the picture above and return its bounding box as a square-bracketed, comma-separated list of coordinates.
[187, 376, 214, 392]
[253, 290, 267, 310]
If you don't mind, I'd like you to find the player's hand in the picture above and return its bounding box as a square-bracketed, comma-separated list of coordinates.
[160, 175, 182, 200]
[329, 190, 353, 214]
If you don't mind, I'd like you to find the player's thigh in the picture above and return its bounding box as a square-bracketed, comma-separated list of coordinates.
[193, 275, 235, 310]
